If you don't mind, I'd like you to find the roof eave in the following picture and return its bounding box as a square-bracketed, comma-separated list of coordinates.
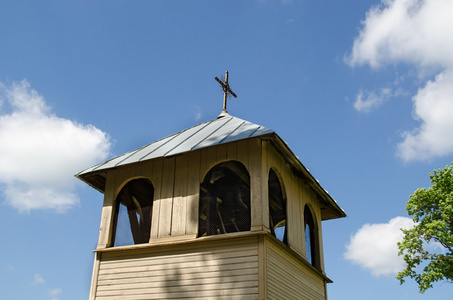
[75, 171, 107, 194]
[266, 133, 347, 220]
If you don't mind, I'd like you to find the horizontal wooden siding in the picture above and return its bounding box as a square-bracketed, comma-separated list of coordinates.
[266, 240, 326, 300]
[95, 238, 259, 299]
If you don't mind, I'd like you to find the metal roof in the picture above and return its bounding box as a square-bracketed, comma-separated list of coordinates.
[75, 112, 346, 220]
[76, 113, 274, 176]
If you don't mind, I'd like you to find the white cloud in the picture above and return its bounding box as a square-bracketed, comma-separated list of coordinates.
[33, 273, 45, 285]
[346, 0, 453, 161]
[49, 288, 62, 300]
[193, 105, 202, 121]
[0, 80, 111, 213]
[346, 0, 453, 69]
[354, 88, 392, 113]
[397, 71, 453, 161]
[344, 216, 414, 276]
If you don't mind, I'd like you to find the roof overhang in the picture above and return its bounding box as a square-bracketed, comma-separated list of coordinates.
[264, 133, 346, 220]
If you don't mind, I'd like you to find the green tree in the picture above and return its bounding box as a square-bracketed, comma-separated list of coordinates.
[397, 163, 453, 292]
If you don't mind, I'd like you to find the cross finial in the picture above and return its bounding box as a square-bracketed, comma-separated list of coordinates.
[215, 71, 237, 114]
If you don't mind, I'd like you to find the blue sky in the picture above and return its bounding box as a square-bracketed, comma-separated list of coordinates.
[0, 0, 452, 299]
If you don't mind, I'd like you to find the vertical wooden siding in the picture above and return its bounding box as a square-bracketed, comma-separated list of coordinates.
[266, 239, 326, 300]
[95, 238, 259, 299]
[102, 138, 263, 243]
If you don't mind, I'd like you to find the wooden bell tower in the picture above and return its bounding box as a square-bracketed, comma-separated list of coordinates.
[77, 75, 345, 299]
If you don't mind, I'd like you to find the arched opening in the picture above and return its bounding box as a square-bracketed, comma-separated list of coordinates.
[198, 161, 251, 237]
[268, 169, 287, 244]
[111, 178, 154, 247]
[304, 205, 318, 267]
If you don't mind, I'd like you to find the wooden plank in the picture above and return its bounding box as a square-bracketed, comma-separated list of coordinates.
[248, 138, 263, 230]
[99, 234, 258, 258]
[99, 268, 259, 286]
[261, 140, 270, 232]
[205, 146, 217, 172]
[171, 155, 188, 236]
[266, 143, 291, 237]
[99, 251, 257, 270]
[186, 150, 200, 235]
[150, 158, 163, 239]
[267, 238, 320, 275]
[89, 252, 101, 300]
[99, 247, 259, 269]
[318, 212, 326, 272]
[97, 280, 258, 293]
[114, 162, 142, 195]
[158, 157, 176, 237]
[266, 240, 326, 300]
[265, 138, 301, 253]
[236, 139, 249, 170]
[267, 259, 321, 288]
[147, 234, 195, 245]
[226, 141, 237, 160]
[216, 143, 227, 162]
[258, 234, 267, 300]
[98, 255, 258, 276]
[97, 170, 117, 248]
[97, 274, 259, 292]
[133, 159, 155, 244]
[96, 284, 259, 298]
[95, 237, 260, 299]
[267, 266, 324, 300]
[96, 294, 258, 300]
[99, 252, 258, 273]
[102, 235, 257, 256]
[267, 241, 324, 285]
[299, 183, 308, 256]
[198, 148, 208, 184]
[140, 159, 154, 183]
[98, 262, 259, 281]
[287, 170, 300, 252]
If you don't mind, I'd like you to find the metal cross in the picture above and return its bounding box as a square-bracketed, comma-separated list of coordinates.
[215, 71, 237, 114]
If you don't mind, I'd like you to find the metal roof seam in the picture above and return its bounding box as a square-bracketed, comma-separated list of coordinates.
[90, 151, 133, 172]
[112, 144, 152, 167]
[190, 116, 233, 151]
[81, 161, 105, 174]
[217, 121, 246, 144]
[77, 115, 273, 176]
[162, 119, 214, 157]
[131, 118, 217, 161]
[137, 129, 187, 162]
[248, 125, 262, 137]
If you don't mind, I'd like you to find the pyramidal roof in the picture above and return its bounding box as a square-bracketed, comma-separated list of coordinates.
[77, 113, 274, 177]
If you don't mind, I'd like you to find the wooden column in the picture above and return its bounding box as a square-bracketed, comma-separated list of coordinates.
[97, 170, 117, 249]
[249, 138, 267, 231]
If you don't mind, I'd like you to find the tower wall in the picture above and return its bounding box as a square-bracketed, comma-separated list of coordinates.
[89, 137, 332, 299]
[90, 234, 329, 300]
[92, 235, 260, 299]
